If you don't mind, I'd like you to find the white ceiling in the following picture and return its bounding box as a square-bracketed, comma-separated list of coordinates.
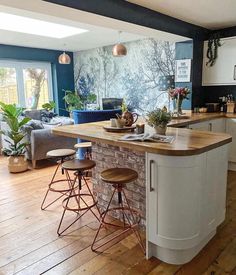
[128, 0, 236, 30]
[0, 0, 188, 52]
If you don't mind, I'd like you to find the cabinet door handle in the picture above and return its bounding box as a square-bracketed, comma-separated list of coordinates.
[234, 65, 236, 80]
[209, 122, 212, 131]
[150, 160, 155, 192]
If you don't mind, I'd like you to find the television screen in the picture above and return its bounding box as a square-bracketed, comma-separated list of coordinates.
[102, 98, 123, 110]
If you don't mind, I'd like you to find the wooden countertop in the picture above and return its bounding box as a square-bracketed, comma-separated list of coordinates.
[52, 120, 232, 156]
[168, 112, 236, 127]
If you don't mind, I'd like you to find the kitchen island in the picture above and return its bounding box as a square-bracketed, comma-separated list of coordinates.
[53, 120, 232, 265]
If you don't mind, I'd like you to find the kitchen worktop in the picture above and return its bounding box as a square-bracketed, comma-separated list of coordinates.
[52, 120, 232, 156]
[168, 111, 236, 127]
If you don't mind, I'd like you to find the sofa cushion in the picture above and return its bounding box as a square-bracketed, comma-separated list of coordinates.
[23, 110, 42, 120]
[23, 120, 44, 139]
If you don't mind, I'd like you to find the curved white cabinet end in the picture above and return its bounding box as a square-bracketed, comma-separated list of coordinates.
[146, 144, 228, 264]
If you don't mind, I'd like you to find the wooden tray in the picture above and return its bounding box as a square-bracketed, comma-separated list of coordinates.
[103, 125, 136, 132]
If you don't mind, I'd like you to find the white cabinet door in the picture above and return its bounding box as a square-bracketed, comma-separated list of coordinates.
[147, 153, 203, 250]
[189, 119, 225, 133]
[210, 118, 226, 133]
[188, 121, 210, 131]
[202, 38, 236, 86]
[226, 118, 236, 162]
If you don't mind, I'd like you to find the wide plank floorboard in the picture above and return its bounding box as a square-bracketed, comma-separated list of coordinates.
[0, 156, 235, 274]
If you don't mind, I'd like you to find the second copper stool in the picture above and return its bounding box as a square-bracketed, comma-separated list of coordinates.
[57, 159, 100, 236]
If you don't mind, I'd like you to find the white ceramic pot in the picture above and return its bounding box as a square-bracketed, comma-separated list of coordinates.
[154, 124, 167, 135]
[8, 155, 28, 173]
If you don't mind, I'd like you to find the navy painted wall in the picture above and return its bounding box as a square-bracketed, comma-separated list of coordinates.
[0, 44, 74, 115]
[175, 41, 193, 110]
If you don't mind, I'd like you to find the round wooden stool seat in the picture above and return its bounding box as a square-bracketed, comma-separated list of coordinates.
[74, 142, 92, 149]
[47, 149, 76, 158]
[62, 159, 96, 171]
[101, 168, 138, 184]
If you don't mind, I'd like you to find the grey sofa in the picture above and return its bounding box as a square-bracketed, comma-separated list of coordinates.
[1, 110, 76, 168]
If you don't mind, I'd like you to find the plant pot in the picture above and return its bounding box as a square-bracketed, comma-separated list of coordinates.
[8, 155, 28, 173]
[154, 125, 167, 135]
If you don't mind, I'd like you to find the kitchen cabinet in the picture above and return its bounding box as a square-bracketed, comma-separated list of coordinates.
[202, 37, 236, 86]
[146, 145, 228, 264]
[188, 118, 225, 133]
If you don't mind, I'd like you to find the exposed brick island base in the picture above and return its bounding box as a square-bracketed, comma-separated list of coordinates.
[91, 142, 146, 227]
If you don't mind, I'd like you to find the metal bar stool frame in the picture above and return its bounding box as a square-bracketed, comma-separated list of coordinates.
[91, 182, 145, 254]
[41, 156, 74, 210]
[57, 165, 101, 236]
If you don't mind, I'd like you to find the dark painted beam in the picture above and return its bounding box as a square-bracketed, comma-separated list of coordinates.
[211, 25, 236, 38]
[43, 0, 209, 40]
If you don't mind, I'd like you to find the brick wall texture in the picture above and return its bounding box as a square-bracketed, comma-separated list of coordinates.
[92, 142, 146, 227]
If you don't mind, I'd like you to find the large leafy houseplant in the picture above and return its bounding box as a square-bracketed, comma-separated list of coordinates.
[63, 90, 83, 113]
[0, 102, 31, 172]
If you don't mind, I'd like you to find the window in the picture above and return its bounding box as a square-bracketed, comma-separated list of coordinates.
[0, 60, 53, 109]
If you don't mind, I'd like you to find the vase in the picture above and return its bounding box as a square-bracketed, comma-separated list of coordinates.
[154, 124, 167, 135]
[173, 98, 183, 116]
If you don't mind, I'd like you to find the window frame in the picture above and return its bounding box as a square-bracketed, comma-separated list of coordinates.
[0, 59, 53, 108]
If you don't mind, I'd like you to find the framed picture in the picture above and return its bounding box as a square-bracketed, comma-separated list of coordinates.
[175, 59, 191, 82]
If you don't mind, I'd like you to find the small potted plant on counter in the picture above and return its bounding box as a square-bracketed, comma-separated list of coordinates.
[0, 102, 31, 173]
[147, 106, 172, 135]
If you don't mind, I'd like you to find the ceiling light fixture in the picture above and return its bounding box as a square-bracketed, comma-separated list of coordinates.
[58, 45, 71, 64]
[0, 12, 88, 38]
[112, 31, 127, 57]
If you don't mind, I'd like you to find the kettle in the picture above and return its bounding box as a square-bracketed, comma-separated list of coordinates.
[118, 111, 138, 127]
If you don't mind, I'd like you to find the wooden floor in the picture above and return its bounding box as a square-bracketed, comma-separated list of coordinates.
[0, 156, 235, 275]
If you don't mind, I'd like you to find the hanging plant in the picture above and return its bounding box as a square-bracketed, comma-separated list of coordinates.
[206, 33, 222, 67]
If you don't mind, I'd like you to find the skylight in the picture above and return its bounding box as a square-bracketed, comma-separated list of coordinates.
[0, 12, 88, 38]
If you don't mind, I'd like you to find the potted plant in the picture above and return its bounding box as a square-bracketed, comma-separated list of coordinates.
[63, 90, 83, 116]
[147, 107, 172, 135]
[0, 102, 31, 173]
[42, 101, 56, 112]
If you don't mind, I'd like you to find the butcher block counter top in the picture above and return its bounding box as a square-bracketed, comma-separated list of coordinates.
[168, 112, 236, 127]
[52, 120, 232, 156]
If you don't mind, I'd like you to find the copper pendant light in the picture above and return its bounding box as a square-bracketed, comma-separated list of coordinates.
[112, 31, 127, 57]
[58, 44, 71, 64]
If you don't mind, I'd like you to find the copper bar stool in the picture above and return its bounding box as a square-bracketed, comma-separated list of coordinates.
[41, 149, 76, 210]
[57, 159, 100, 236]
[91, 168, 145, 253]
[74, 142, 92, 159]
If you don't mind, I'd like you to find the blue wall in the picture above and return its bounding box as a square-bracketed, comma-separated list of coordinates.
[175, 41, 193, 110]
[0, 44, 74, 115]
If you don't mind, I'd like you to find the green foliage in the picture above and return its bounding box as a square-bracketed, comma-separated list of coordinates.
[63, 90, 83, 112]
[206, 34, 222, 67]
[121, 100, 128, 113]
[147, 107, 172, 127]
[86, 93, 97, 104]
[42, 101, 56, 112]
[0, 102, 31, 156]
[63, 90, 97, 112]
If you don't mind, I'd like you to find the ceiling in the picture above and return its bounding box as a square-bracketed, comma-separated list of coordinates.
[128, 0, 236, 30]
[0, 1, 188, 52]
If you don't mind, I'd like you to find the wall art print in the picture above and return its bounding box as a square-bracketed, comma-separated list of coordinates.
[74, 38, 175, 114]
